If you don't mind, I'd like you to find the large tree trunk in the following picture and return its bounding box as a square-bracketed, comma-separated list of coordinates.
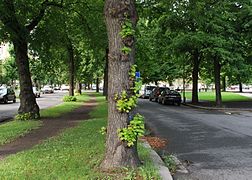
[239, 81, 243, 92]
[214, 57, 222, 107]
[96, 78, 99, 93]
[103, 48, 109, 99]
[78, 82, 82, 94]
[13, 39, 40, 118]
[222, 76, 226, 92]
[67, 40, 74, 96]
[101, 0, 140, 170]
[192, 51, 200, 104]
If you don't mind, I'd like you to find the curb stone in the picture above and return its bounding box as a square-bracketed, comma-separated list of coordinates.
[142, 141, 173, 180]
[183, 103, 252, 112]
[171, 155, 188, 174]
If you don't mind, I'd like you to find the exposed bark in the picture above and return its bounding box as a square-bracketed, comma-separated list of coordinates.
[67, 39, 75, 96]
[14, 39, 40, 118]
[214, 57, 222, 107]
[78, 82, 82, 94]
[96, 78, 99, 93]
[222, 76, 226, 92]
[239, 82, 243, 92]
[192, 51, 200, 104]
[183, 77, 186, 103]
[103, 48, 109, 99]
[101, 0, 140, 170]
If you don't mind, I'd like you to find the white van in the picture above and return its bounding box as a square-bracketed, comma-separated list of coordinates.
[140, 85, 156, 98]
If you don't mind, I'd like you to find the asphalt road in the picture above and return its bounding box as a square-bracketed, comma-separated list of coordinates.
[137, 99, 252, 180]
[0, 91, 66, 121]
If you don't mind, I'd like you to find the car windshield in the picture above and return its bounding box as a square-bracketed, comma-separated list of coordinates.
[168, 90, 179, 94]
[146, 86, 156, 90]
[0, 88, 7, 94]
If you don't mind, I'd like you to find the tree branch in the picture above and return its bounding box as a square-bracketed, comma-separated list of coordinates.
[25, 0, 64, 32]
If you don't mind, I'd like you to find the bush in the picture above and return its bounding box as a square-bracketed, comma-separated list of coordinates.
[63, 95, 77, 102]
[15, 113, 33, 121]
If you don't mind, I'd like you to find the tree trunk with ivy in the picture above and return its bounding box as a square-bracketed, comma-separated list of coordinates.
[101, 0, 140, 170]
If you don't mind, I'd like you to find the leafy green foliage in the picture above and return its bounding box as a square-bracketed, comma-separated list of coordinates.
[15, 113, 33, 121]
[99, 126, 107, 135]
[115, 65, 142, 113]
[115, 90, 138, 113]
[121, 46, 132, 54]
[119, 20, 135, 38]
[63, 95, 77, 102]
[163, 155, 177, 174]
[118, 114, 145, 147]
[2, 56, 18, 85]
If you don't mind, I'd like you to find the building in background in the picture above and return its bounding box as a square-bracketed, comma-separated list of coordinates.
[0, 43, 10, 60]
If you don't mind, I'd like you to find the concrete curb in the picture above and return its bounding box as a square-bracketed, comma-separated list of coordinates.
[183, 103, 252, 112]
[142, 141, 173, 180]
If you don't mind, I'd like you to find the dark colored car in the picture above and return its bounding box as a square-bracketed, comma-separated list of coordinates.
[149, 87, 169, 102]
[158, 89, 182, 106]
[0, 87, 16, 104]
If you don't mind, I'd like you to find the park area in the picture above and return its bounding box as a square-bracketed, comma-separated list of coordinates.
[0, 93, 160, 179]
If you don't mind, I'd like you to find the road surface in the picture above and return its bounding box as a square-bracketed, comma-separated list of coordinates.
[137, 99, 252, 180]
[0, 91, 66, 121]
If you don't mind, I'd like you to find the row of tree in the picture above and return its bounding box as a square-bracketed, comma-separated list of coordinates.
[136, 0, 252, 106]
[0, 0, 252, 170]
[0, 0, 107, 118]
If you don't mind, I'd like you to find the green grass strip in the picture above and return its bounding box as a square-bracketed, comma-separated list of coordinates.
[0, 121, 41, 146]
[40, 94, 90, 118]
[0, 94, 89, 146]
[185, 91, 252, 102]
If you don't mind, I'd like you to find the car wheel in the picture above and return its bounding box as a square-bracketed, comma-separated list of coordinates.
[4, 97, 8, 104]
[155, 98, 158, 102]
[177, 102, 181, 106]
[162, 99, 166, 105]
[13, 98, 16, 103]
[149, 97, 152, 101]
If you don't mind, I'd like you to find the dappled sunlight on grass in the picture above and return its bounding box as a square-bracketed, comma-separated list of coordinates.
[185, 91, 252, 102]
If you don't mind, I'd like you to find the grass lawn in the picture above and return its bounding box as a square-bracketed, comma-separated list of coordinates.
[0, 121, 41, 146]
[40, 93, 90, 118]
[0, 93, 160, 179]
[184, 91, 252, 102]
[0, 94, 90, 146]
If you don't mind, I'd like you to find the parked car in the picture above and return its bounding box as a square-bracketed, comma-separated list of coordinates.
[0, 87, 16, 104]
[41, 85, 54, 94]
[53, 86, 60, 90]
[33, 87, 41, 98]
[61, 84, 70, 91]
[149, 87, 169, 102]
[158, 89, 182, 106]
[140, 85, 156, 98]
